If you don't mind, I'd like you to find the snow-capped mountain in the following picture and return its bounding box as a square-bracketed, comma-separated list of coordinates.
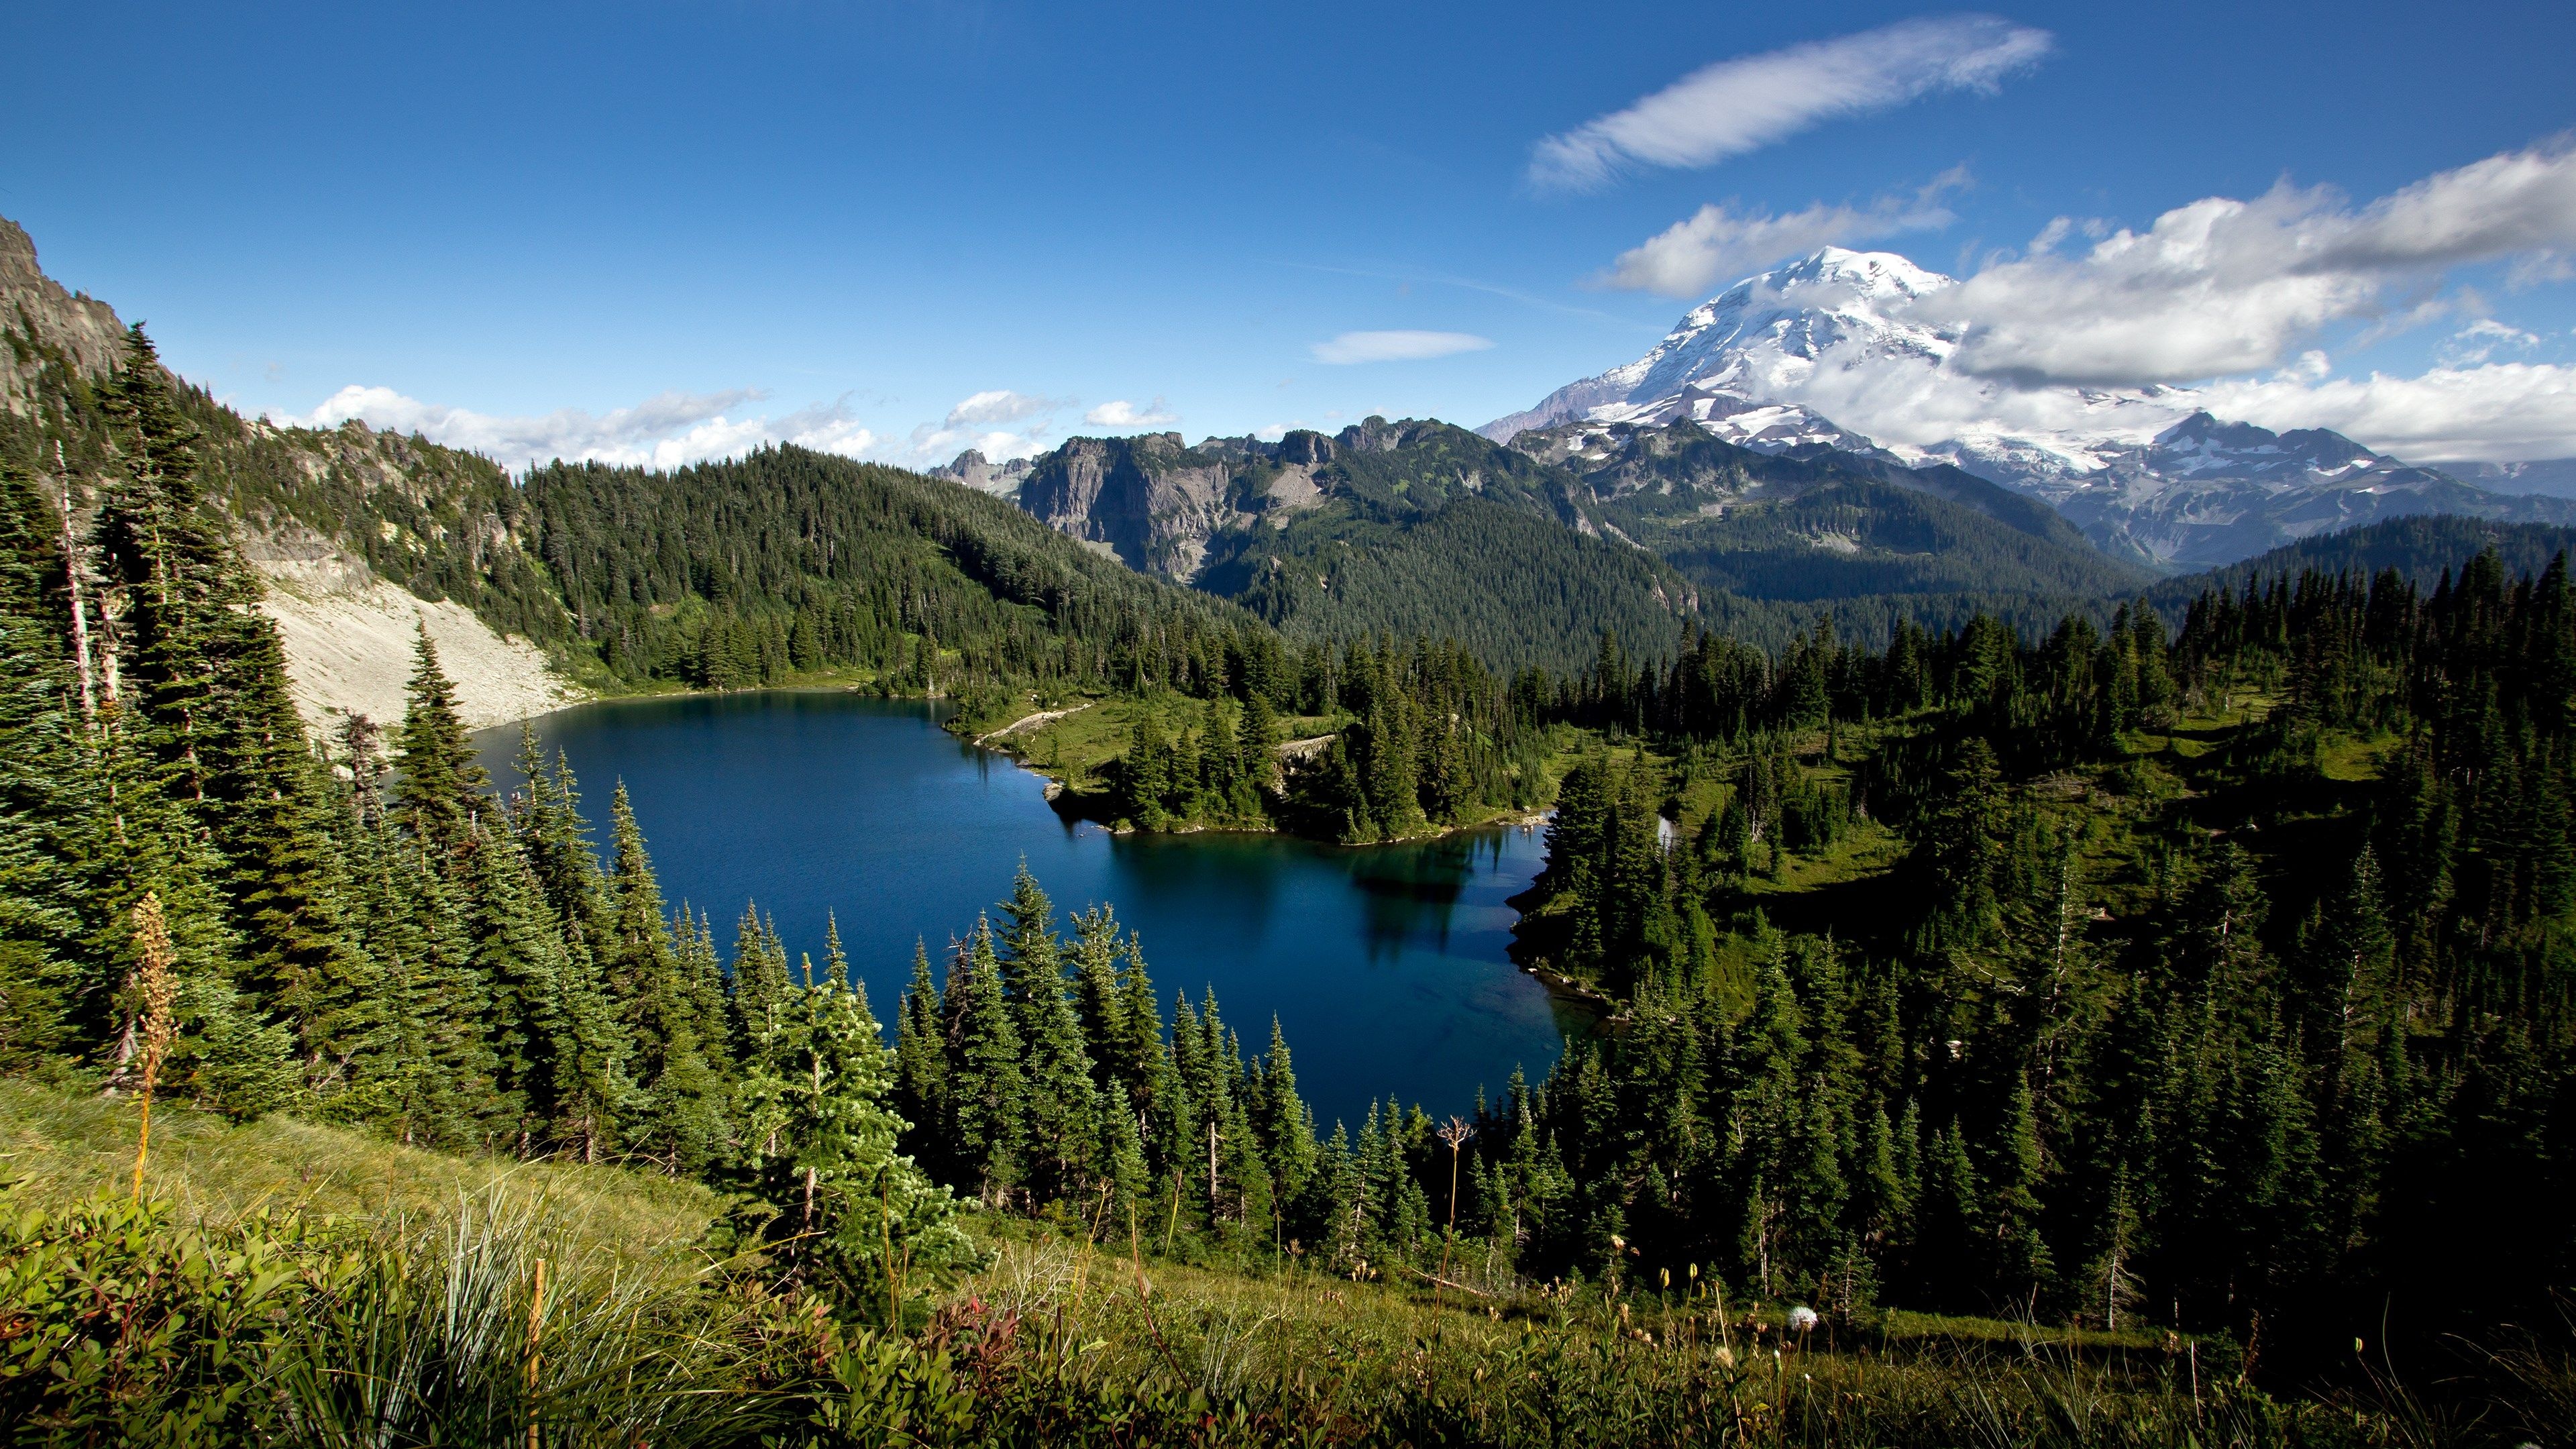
[1485, 248, 2573, 566]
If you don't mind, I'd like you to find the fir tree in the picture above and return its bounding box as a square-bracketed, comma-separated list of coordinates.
[943, 918, 1026, 1205]
[392, 625, 490, 855]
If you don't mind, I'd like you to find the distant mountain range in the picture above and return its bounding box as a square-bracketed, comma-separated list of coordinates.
[13, 204, 2571, 689]
[1479, 247, 2576, 568]
[945, 408, 2164, 667]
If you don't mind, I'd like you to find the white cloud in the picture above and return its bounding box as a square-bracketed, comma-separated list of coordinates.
[2202, 362, 2576, 466]
[275, 385, 877, 470]
[944, 390, 1066, 428]
[1603, 170, 1968, 298]
[895, 389, 1074, 465]
[1528, 15, 2050, 191]
[1918, 137, 2576, 386]
[2436, 318, 2542, 366]
[1085, 397, 1181, 427]
[276, 382, 1091, 472]
[1310, 331, 1495, 365]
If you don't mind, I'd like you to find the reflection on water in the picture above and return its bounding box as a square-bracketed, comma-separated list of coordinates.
[478, 692, 1577, 1127]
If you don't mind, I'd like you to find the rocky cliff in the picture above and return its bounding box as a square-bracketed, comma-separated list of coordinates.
[1014, 431, 1252, 581]
[0, 217, 127, 415]
[0, 213, 586, 731]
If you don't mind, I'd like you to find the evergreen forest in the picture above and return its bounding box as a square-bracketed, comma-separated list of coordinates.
[2, 330, 2573, 1444]
[1505, 555, 2576, 1385]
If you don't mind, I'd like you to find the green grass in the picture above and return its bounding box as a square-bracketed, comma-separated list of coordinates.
[984, 692, 1345, 796]
[7, 1079, 2548, 1445]
[0, 1078, 725, 1263]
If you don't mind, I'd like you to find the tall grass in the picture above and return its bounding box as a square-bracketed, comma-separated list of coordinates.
[6, 1079, 2568, 1446]
[262, 1195, 792, 1448]
[0, 1077, 722, 1262]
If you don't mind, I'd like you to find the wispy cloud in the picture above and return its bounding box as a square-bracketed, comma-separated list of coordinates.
[274, 386, 876, 470]
[897, 390, 1074, 464]
[276, 383, 1091, 471]
[943, 390, 1067, 428]
[2438, 318, 2543, 366]
[1528, 15, 2050, 192]
[1920, 137, 2576, 385]
[1084, 397, 1181, 427]
[1601, 168, 1970, 298]
[1310, 330, 1495, 364]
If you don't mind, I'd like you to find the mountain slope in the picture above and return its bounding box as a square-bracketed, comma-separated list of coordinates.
[1201, 492, 1700, 673]
[2, 216, 584, 728]
[2146, 515, 2576, 618]
[1, 211, 1271, 727]
[994, 412, 2162, 667]
[1485, 246, 2575, 568]
[1504, 417, 2146, 599]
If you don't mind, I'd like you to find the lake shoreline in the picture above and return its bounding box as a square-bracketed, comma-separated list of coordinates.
[476, 690, 1576, 1124]
[967, 700, 1559, 851]
[494, 682, 1558, 853]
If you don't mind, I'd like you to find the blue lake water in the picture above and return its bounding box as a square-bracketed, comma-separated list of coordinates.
[475, 692, 1579, 1129]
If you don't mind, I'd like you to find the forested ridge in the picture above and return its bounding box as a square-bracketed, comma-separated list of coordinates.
[1499, 547, 2576, 1383]
[513, 447, 1275, 709]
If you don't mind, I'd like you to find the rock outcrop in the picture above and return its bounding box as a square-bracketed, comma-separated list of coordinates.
[3, 211, 587, 731]
[1015, 432, 1250, 581]
[0, 217, 129, 413]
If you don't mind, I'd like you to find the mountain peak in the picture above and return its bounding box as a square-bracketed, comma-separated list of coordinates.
[0, 211, 133, 410]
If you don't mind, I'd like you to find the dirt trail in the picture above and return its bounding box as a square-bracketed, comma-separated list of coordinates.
[977, 702, 1094, 744]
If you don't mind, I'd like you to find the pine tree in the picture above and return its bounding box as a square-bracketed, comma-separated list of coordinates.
[392, 625, 490, 856]
[737, 976, 965, 1318]
[995, 866, 1102, 1201]
[822, 911, 851, 989]
[943, 917, 1026, 1205]
[601, 786, 727, 1173]
[0, 457, 96, 1066]
[731, 902, 794, 1063]
[894, 940, 947, 1166]
[458, 821, 575, 1144]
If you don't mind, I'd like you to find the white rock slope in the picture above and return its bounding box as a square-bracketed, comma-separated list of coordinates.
[248, 529, 582, 733]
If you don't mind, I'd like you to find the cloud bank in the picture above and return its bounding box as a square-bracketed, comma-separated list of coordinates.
[1529, 15, 2050, 191]
[2206, 362, 2576, 466]
[1921, 137, 2576, 385]
[277, 386, 878, 470]
[1311, 330, 1495, 364]
[277, 384, 1101, 472]
[1570, 138, 2576, 465]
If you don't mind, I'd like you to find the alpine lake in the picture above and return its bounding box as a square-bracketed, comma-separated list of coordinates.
[476, 691, 1591, 1130]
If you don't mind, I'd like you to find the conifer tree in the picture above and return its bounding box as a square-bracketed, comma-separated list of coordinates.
[942, 918, 1026, 1205]
[894, 941, 947, 1165]
[737, 975, 965, 1317]
[822, 912, 851, 989]
[0, 457, 96, 1065]
[996, 866, 1104, 1201]
[731, 902, 793, 1064]
[392, 625, 490, 856]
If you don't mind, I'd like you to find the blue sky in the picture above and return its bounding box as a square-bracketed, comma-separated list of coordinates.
[9, 1, 2576, 467]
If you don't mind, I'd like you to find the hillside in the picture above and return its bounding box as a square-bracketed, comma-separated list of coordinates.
[1000, 412, 2171, 669]
[2147, 513, 2576, 615]
[1509, 417, 2149, 602]
[511, 447, 1275, 710]
[18, 1074, 2442, 1449]
[2, 215, 584, 729]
